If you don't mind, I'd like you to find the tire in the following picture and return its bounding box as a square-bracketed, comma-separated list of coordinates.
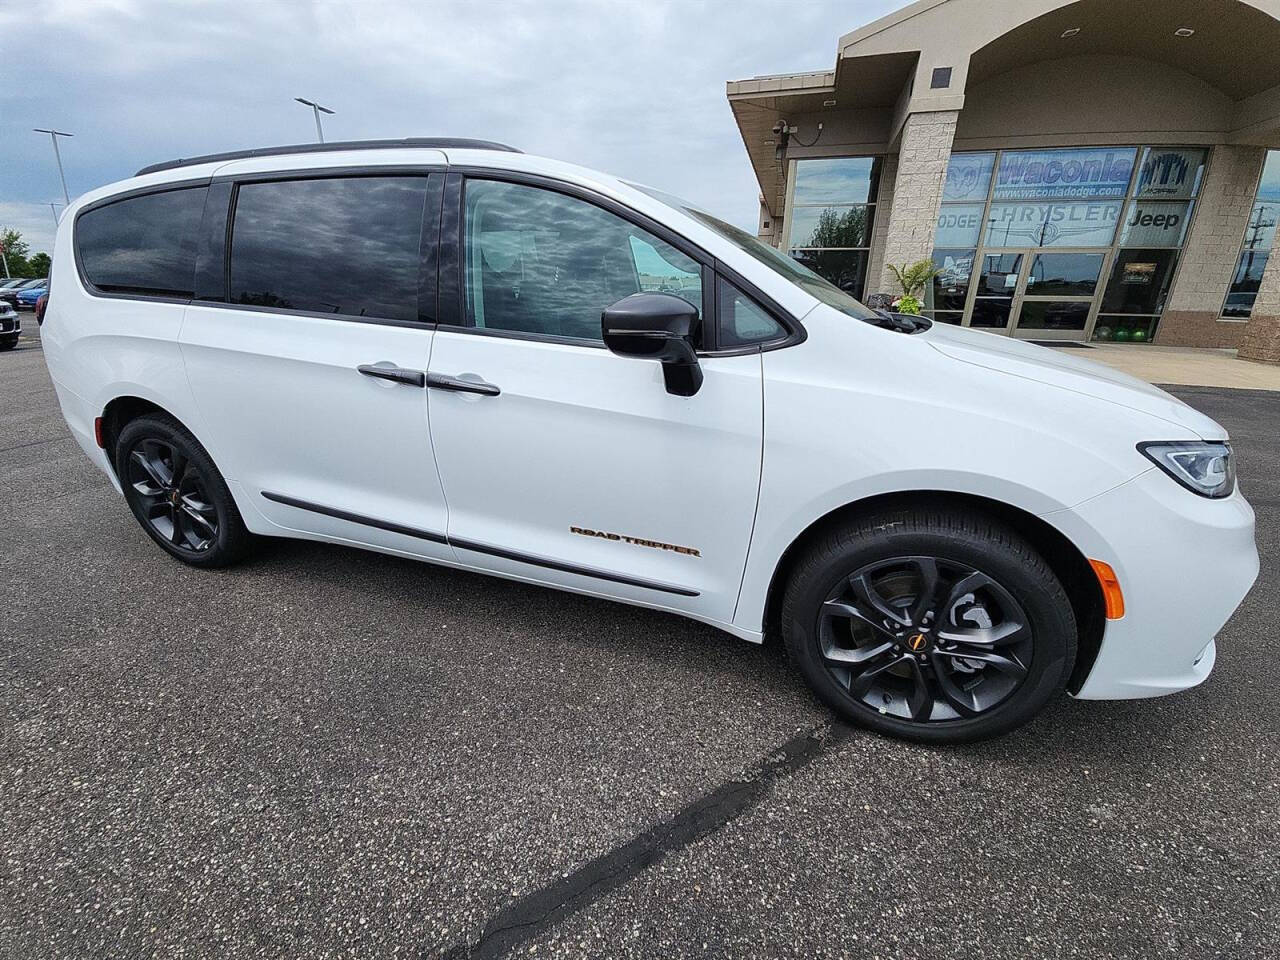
[0, 336, 16, 351]
[114, 414, 254, 568]
[781, 508, 1076, 744]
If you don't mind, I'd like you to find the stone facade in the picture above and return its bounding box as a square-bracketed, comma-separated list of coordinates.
[1157, 145, 1264, 348]
[865, 153, 898, 295]
[1239, 248, 1280, 362]
[876, 111, 959, 295]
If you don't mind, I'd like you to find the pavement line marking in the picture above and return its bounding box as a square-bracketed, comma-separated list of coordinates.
[437, 721, 855, 960]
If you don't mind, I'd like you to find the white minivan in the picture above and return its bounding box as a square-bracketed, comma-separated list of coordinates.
[42, 139, 1259, 742]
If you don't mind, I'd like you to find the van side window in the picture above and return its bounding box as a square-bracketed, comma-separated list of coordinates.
[229, 176, 428, 322]
[717, 276, 786, 348]
[463, 179, 702, 342]
[77, 186, 207, 298]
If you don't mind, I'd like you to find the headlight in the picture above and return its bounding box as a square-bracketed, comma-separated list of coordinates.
[1139, 441, 1236, 499]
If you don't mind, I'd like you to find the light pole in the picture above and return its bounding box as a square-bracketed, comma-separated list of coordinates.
[33, 128, 73, 206]
[294, 98, 334, 143]
[49, 202, 62, 226]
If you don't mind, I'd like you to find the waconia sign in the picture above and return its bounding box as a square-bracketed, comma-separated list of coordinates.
[994, 148, 1137, 201]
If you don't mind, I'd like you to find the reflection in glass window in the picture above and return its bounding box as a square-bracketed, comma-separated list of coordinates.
[1242, 201, 1278, 254]
[78, 187, 207, 297]
[985, 201, 1121, 248]
[994, 147, 1136, 201]
[791, 157, 880, 205]
[978, 254, 1022, 296]
[943, 153, 995, 203]
[463, 179, 701, 341]
[1025, 253, 1103, 297]
[1223, 251, 1269, 319]
[1119, 201, 1193, 247]
[1134, 148, 1206, 200]
[1101, 249, 1180, 315]
[230, 177, 427, 321]
[970, 298, 1012, 329]
[717, 277, 784, 348]
[935, 203, 985, 247]
[788, 205, 871, 249]
[931, 249, 974, 311]
[1221, 149, 1280, 319]
[790, 249, 869, 297]
[1257, 150, 1280, 203]
[1016, 300, 1090, 331]
[787, 156, 880, 298]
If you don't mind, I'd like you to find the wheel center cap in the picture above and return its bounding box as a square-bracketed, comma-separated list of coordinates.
[905, 632, 930, 652]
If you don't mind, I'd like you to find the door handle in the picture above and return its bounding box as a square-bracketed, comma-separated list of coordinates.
[357, 363, 426, 387]
[425, 373, 501, 397]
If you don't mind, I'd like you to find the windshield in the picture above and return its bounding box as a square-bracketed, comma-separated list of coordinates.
[629, 183, 878, 320]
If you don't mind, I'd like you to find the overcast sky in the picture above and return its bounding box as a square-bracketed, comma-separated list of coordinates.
[0, 0, 899, 258]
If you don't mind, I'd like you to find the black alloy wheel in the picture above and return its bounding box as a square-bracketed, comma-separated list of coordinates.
[781, 509, 1076, 743]
[818, 556, 1034, 723]
[115, 414, 253, 568]
[125, 437, 220, 553]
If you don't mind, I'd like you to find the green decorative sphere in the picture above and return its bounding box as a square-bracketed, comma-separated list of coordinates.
[1113, 328, 1132, 342]
[1131, 328, 1148, 342]
[1094, 326, 1112, 341]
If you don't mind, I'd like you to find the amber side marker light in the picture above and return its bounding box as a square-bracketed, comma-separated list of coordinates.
[1089, 559, 1125, 619]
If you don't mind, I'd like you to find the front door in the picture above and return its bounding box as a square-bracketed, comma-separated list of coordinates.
[180, 172, 454, 562]
[967, 250, 1107, 341]
[424, 175, 765, 623]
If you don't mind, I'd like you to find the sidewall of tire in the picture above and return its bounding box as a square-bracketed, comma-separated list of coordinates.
[783, 513, 1076, 744]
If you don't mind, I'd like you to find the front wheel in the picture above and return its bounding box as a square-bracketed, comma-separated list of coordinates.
[0, 335, 17, 351]
[781, 509, 1076, 744]
[115, 414, 254, 568]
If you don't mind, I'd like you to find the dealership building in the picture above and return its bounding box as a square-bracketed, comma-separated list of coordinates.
[727, 0, 1280, 360]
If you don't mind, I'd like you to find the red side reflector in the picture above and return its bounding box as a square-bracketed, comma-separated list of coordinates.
[1089, 559, 1125, 620]
[93, 416, 106, 449]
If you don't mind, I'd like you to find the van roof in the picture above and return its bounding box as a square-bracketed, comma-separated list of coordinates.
[135, 138, 521, 177]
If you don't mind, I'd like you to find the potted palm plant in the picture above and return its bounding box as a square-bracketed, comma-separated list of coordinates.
[887, 259, 942, 316]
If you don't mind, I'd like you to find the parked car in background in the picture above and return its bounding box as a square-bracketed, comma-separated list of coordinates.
[34, 292, 48, 328]
[40, 138, 1259, 743]
[16, 284, 48, 309]
[0, 278, 45, 309]
[0, 299, 19, 350]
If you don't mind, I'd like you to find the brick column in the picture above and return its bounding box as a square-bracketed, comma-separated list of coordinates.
[876, 110, 959, 295]
[1239, 251, 1280, 362]
[1157, 145, 1264, 348]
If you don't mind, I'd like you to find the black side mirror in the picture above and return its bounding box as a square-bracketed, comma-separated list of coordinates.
[601, 293, 703, 397]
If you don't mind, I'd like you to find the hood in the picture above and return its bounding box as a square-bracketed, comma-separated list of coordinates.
[921, 322, 1226, 441]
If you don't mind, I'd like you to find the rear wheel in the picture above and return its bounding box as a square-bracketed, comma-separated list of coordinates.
[115, 415, 253, 568]
[781, 508, 1076, 743]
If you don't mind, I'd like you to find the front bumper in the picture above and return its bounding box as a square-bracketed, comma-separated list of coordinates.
[1049, 467, 1258, 700]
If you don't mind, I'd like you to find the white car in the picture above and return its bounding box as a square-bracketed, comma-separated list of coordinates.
[41, 139, 1258, 742]
[0, 299, 19, 350]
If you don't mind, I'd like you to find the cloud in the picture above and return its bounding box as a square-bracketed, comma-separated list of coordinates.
[1, 0, 897, 256]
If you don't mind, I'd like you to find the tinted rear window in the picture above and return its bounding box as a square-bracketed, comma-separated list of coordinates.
[77, 186, 207, 297]
[229, 176, 428, 322]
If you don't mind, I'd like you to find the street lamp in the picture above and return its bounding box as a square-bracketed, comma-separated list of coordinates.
[294, 98, 335, 143]
[33, 128, 73, 206]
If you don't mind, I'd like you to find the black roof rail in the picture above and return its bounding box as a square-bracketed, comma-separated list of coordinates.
[135, 137, 521, 177]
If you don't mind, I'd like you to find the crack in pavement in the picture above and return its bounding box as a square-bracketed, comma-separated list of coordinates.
[435, 721, 856, 960]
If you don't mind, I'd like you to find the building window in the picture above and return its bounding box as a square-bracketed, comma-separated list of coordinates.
[927, 146, 1206, 342]
[785, 156, 880, 298]
[1221, 150, 1280, 320]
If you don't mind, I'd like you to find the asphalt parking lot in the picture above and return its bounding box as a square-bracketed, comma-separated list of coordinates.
[2, 330, 1277, 959]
